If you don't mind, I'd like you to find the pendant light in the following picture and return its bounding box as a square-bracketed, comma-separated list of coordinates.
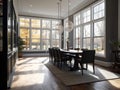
[65, 0, 73, 32]
[56, 0, 63, 33]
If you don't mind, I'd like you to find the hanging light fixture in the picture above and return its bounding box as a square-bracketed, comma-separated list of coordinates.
[65, 0, 74, 32]
[56, 0, 63, 33]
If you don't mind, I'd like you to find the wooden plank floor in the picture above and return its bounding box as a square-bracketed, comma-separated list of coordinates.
[10, 57, 120, 90]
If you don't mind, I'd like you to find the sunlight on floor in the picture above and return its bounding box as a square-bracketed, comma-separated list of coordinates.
[97, 68, 119, 79]
[11, 57, 48, 89]
[89, 73, 100, 79]
[108, 80, 120, 89]
[97, 68, 120, 88]
[12, 73, 45, 88]
[87, 65, 94, 73]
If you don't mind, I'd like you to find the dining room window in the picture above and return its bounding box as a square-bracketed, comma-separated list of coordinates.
[31, 19, 41, 28]
[83, 24, 91, 49]
[42, 19, 51, 29]
[74, 0, 105, 56]
[19, 17, 61, 51]
[93, 20, 105, 54]
[82, 8, 91, 23]
[74, 27, 81, 49]
[31, 29, 41, 50]
[20, 28, 30, 50]
[93, 1, 104, 20]
[20, 17, 30, 27]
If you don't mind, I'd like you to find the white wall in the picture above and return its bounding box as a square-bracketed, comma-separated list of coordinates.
[118, 0, 120, 41]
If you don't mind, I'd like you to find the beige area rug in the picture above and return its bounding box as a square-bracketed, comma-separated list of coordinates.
[45, 63, 120, 86]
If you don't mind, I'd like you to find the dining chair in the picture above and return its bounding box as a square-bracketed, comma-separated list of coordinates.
[53, 47, 60, 65]
[78, 50, 95, 75]
[48, 48, 52, 61]
[112, 50, 120, 68]
[81, 48, 88, 51]
[59, 50, 72, 68]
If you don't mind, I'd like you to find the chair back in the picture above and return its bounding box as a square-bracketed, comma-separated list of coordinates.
[81, 48, 88, 51]
[81, 50, 95, 63]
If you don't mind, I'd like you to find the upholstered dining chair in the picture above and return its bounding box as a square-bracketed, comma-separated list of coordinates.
[78, 50, 95, 75]
[59, 50, 72, 68]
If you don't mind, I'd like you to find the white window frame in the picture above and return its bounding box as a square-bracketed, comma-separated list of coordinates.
[19, 16, 62, 51]
[73, 0, 105, 57]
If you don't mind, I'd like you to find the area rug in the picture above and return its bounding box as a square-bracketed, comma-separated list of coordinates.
[45, 63, 120, 86]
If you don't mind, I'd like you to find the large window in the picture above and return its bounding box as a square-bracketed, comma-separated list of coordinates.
[20, 28, 30, 50]
[20, 18, 30, 27]
[83, 24, 91, 49]
[31, 19, 40, 28]
[75, 27, 81, 48]
[42, 19, 51, 28]
[94, 20, 104, 54]
[82, 8, 91, 23]
[31, 29, 40, 50]
[41, 30, 50, 50]
[93, 2, 104, 20]
[19, 17, 61, 51]
[74, 0, 105, 56]
[52, 20, 60, 47]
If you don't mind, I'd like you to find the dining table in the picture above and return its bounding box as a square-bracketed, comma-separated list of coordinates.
[60, 49, 83, 71]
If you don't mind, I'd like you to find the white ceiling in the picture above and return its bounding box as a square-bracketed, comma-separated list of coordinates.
[17, 0, 95, 19]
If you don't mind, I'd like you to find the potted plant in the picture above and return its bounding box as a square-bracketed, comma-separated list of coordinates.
[111, 41, 120, 50]
[18, 36, 25, 58]
[113, 41, 120, 50]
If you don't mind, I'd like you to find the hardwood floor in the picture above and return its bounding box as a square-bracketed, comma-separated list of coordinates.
[10, 57, 120, 90]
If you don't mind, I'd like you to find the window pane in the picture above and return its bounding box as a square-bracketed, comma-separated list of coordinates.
[21, 38, 30, 50]
[83, 38, 91, 49]
[83, 9, 90, 23]
[42, 30, 50, 39]
[75, 27, 81, 48]
[31, 29, 40, 50]
[75, 39, 80, 49]
[75, 14, 80, 26]
[52, 20, 60, 29]
[42, 19, 51, 28]
[83, 24, 91, 37]
[52, 40, 60, 47]
[41, 40, 50, 50]
[20, 28, 30, 50]
[94, 2, 104, 19]
[31, 19, 40, 28]
[31, 38, 40, 50]
[94, 37, 104, 54]
[94, 21, 104, 36]
[20, 28, 30, 38]
[20, 18, 30, 27]
[52, 30, 59, 39]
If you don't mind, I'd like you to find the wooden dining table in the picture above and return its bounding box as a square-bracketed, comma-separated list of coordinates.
[60, 49, 83, 71]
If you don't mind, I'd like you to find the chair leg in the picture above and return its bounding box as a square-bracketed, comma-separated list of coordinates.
[86, 63, 88, 70]
[93, 63, 95, 74]
[69, 60, 72, 68]
[80, 63, 83, 75]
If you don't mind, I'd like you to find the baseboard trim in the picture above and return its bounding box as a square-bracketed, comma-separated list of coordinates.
[95, 60, 113, 67]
